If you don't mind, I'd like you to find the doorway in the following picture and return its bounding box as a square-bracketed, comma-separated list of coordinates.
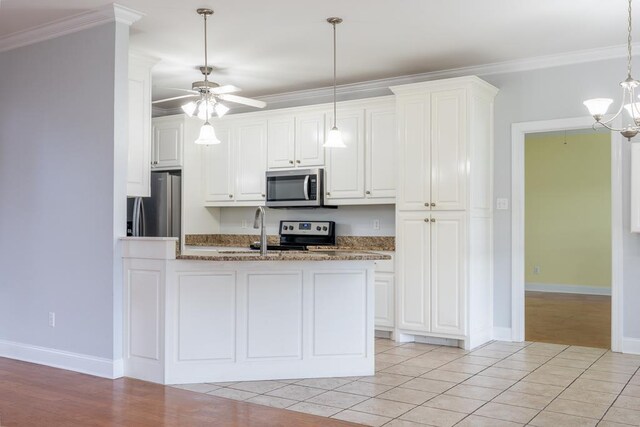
[511, 117, 622, 351]
[524, 129, 611, 348]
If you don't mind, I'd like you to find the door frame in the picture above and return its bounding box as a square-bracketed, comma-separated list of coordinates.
[511, 116, 623, 352]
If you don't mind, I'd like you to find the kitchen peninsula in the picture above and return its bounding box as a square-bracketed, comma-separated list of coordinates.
[121, 237, 390, 385]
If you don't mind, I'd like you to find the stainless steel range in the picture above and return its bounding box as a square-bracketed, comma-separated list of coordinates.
[250, 220, 336, 251]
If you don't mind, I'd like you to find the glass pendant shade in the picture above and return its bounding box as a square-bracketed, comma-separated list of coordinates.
[324, 126, 346, 148]
[583, 98, 614, 119]
[197, 100, 215, 120]
[624, 102, 640, 120]
[195, 122, 221, 145]
[181, 101, 197, 116]
[214, 102, 230, 117]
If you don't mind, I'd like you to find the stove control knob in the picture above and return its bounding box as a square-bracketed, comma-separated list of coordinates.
[322, 226, 328, 231]
[316, 226, 321, 231]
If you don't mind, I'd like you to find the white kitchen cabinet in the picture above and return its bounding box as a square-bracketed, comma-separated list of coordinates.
[267, 112, 325, 169]
[325, 100, 396, 205]
[632, 144, 640, 233]
[325, 109, 365, 201]
[203, 119, 268, 206]
[394, 88, 467, 211]
[267, 117, 295, 168]
[203, 125, 234, 203]
[374, 252, 395, 330]
[152, 116, 183, 169]
[126, 54, 156, 197]
[295, 112, 326, 167]
[391, 77, 497, 349]
[235, 120, 267, 201]
[366, 105, 396, 200]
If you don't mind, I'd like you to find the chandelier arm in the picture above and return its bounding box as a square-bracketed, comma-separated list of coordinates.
[597, 86, 630, 126]
[593, 120, 625, 132]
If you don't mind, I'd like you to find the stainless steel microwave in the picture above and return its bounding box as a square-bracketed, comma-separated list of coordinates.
[265, 168, 324, 208]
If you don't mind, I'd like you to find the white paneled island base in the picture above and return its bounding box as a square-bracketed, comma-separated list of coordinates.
[121, 238, 378, 385]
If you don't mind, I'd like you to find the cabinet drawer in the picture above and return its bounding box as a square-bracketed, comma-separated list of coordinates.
[374, 252, 394, 273]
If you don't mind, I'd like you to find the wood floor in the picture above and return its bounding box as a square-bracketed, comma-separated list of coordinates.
[525, 290, 611, 349]
[0, 358, 359, 427]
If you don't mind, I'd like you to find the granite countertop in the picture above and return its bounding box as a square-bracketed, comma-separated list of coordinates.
[177, 250, 391, 262]
[184, 234, 395, 251]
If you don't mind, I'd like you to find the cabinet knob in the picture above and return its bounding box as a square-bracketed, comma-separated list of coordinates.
[229, 194, 233, 198]
[296, 160, 301, 164]
[431, 218, 436, 222]
[431, 202, 436, 207]
[261, 194, 265, 198]
[424, 218, 429, 222]
[327, 192, 331, 196]
[289, 160, 294, 164]
[424, 202, 429, 207]
[365, 190, 371, 195]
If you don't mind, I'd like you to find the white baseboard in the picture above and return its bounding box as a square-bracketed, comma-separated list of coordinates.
[525, 282, 611, 296]
[0, 339, 124, 379]
[493, 327, 514, 342]
[622, 337, 640, 355]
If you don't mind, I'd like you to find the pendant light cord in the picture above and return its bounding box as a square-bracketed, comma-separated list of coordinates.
[332, 20, 337, 128]
[203, 12, 210, 121]
[629, 0, 633, 79]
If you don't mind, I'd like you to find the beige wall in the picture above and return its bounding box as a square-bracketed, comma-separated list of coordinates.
[525, 130, 611, 288]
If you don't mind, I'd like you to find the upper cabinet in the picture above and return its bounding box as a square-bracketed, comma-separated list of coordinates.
[325, 99, 396, 205]
[152, 115, 184, 170]
[267, 112, 326, 169]
[127, 54, 157, 197]
[394, 87, 467, 211]
[203, 119, 267, 206]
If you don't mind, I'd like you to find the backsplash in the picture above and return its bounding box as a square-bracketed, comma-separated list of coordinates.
[218, 205, 395, 236]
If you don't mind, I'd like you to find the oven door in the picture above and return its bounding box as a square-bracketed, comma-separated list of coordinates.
[265, 169, 322, 207]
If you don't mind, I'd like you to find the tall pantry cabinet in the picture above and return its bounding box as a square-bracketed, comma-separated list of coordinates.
[390, 77, 498, 350]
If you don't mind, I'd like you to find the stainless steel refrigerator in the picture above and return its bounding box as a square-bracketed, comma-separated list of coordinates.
[127, 171, 181, 238]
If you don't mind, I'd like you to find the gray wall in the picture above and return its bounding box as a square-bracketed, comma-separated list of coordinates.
[0, 23, 129, 359]
[481, 59, 640, 338]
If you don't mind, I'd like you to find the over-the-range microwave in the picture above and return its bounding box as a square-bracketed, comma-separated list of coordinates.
[265, 168, 324, 208]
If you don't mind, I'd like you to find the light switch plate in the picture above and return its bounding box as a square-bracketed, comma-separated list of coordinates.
[496, 198, 509, 210]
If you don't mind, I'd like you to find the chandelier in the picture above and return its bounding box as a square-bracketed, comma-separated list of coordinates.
[584, 0, 640, 141]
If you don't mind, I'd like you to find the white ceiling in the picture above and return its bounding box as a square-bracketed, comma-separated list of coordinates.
[1, 0, 635, 108]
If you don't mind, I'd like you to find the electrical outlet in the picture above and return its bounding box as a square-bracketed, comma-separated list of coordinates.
[533, 265, 541, 275]
[48, 312, 55, 328]
[241, 220, 248, 229]
[372, 219, 380, 230]
[496, 198, 509, 210]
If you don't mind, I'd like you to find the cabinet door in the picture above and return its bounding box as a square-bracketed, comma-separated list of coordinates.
[396, 212, 431, 332]
[430, 212, 466, 336]
[267, 117, 295, 169]
[366, 106, 396, 199]
[127, 61, 152, 197]
[396, 95, 430, 210]
[295, 112, 325, 167]
[235, 121, 267, 201]
[632, 144, 640, 232]
[203, 126, 234, 202]
[325, 109, 365, 201]
[375, 272, 395, 329]
[430, 89, 467, 210]
[152, 118, 183, 169]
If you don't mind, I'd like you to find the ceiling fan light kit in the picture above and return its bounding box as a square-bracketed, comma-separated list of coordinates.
[323, 17, 346, 148]
[584, 0, 640, 141]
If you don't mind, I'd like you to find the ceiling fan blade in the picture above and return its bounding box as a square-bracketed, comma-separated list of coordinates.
[209, 85, 241, 95]
[218, 94, 266, 109]
[152, 94, 199, 104]
[161, 87, 199, 94]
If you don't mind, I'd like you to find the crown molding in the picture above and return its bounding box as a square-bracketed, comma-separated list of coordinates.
[0, 3, 144, 54]
[151, 43, 638, 117]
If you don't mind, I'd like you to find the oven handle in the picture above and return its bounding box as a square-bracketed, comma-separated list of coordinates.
[303, 175, 310, 200]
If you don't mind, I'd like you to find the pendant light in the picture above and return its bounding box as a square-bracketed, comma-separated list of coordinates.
[194, 8, 221, 145]
[324, 17, 346, 148]
[584, 0, 640, 141]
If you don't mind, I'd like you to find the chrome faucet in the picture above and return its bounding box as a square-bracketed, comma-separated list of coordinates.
[253, 206, 267, 256]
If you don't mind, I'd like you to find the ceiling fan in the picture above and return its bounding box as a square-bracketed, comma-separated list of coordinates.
[152, 8, 266, 121]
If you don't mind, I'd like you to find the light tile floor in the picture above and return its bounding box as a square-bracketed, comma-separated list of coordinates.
[171, 339, 640, 426]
